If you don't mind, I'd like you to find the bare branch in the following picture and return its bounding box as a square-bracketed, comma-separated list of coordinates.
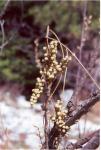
[66, 92, 99, 126]
[82, 130, 99, 150]
[67, 129, 99, 149]
[74, 0, 87, 106]
[0, 0, 10, 18]
[0, 20, 5, 53]
[43, 26, 50, 149]
[33, 125, 43, 146]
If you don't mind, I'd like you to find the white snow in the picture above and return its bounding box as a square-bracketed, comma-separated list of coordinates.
[70, 118, 100, 137]
[0, 97, 44, 149]
[60, 89, 73, 106]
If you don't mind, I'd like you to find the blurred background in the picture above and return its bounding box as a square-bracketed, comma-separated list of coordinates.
[0, 0, 100, 149]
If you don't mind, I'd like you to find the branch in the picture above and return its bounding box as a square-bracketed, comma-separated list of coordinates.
[67, 130, 99, 149]
[48, 92, 100, 149]
[82, 130, 99, 150]
[43, 26, 50, 149]
[73, 0, 88, 107]
[0, 0, 10, 19]
[0, 20, 5, 53]
[66, 91, 100, 126]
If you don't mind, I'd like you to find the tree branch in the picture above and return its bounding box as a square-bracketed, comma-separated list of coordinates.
[82, 130, 99, 150]
[67, 129, 99, 149]
[66, 92, 99, 126]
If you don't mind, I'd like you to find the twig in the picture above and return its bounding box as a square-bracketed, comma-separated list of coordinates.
[66, 92, 99, 126]
[0, 0, 10, 18]
[81, 130, 99, 150]
[0, 34, 15, 56]
[67, 129, 99, 149]
[0, 20, 5, 53]
[75, 0, 87, 105]
[33, 125, 43, 146]
[43, 26, 50, 150]
[48, 74, 62, 101]
[62, 67, 67, 93]
[34, 39, 42, 69]
[0, 110, 10, 148]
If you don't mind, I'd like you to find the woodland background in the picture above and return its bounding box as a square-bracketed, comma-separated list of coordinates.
[0, 0, 99, 99]
[0, 0, 100, 149]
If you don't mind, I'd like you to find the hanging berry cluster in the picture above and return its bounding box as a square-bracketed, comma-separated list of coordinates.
[42, 40, 72, 82]
[30, 40, 72, 106]
[30, 77, 45, 105]
[51, 100, 69, 135]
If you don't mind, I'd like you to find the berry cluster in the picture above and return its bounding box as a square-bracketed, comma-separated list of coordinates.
[30, 40, 72, 105]
[41, 40, 72, 82]
[30, 77, 45, 105]
[41, 40, 58, 81]
[52, 100, 69, 135]
[60, 55, 72, 71]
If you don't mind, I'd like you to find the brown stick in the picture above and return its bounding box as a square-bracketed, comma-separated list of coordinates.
[66, 92, 99, 126]
[43, 26, 50, 149]
[67, 129, 99, 149]
[44, 85, 49, 149]
[82, 130, 99, 150]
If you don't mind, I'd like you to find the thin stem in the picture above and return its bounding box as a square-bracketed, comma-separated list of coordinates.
[48, 28, 65, 58]
[62, 67, 67, 93]
[43, 26, 50, 150]
[75, 0, 87, 104]
[0, 20, 5, 53]
[33, 125, 43, 146]
[48, 74, 62, 101]
[0, 110, 10, 148]
[0, 0, 10, 18]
